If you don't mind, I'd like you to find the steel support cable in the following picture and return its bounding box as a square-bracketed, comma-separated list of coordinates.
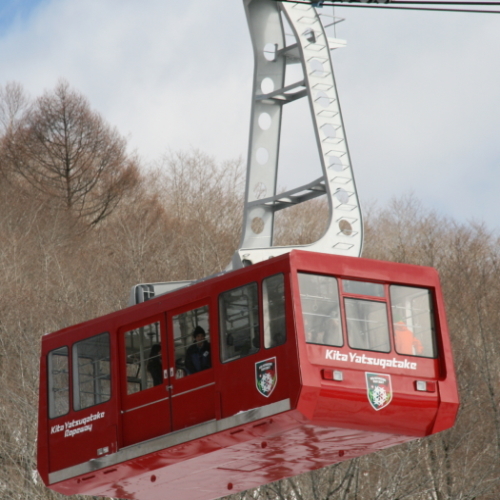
[274, 0, 500, 13]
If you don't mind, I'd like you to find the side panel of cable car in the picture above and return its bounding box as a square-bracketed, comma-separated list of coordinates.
[37, 250, 458, 500]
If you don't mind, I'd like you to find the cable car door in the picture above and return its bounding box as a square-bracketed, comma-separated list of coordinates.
[168, 302, 216, 431]
[119, 315, 171, 447]
[217, 274, 291, 417]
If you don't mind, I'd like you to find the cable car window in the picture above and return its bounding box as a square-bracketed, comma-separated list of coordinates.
[173, 305, 211, 376]
[124, 322, 161, 394]
[298, 273, 343, 347]
[343, 279, 384, 298]
[48, 346, 69, 418]
[263, 274, 286, 348]
[73, 333, 111, 411]
[219, 283, 259, 362]
[390, 285, 437, 358]
[345, 299, 390, 352]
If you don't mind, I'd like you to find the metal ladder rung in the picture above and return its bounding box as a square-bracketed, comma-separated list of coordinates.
[291, 3, 312, 10]
[305, 43, 328, 53]
[332, 242, 355, 251]
[309, 70, 332, 79]
[322, 137, 344, 145]
[313, 82, 334, 92]
[337, 230, 359, 237]
[317, 110, 339, 118]
[334, 203, 358, 212]
[330, 175, 352, 184]
[297, 16, 318, 25]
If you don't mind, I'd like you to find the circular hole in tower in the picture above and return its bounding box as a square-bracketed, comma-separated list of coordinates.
[327, 155, 343, 172]
[258, 112, 272, 130]
[261, 77, 274, 95]
[251, 217, 265, 234]
[309, 58, 325, 77]
[256, 147, 269, 165]
[315, 90, 330, 108]
[335, 188, 349, 205]
[322, 123, 336, 139]
[339, 220, 353, 236]
[263, 43, 276, 61]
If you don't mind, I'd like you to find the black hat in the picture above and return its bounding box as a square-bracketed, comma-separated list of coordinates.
[193, 325, 206, 337]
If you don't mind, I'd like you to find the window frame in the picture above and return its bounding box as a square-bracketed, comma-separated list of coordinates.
[263, 273, 287, 349]
[173, 304, 212, 376]
[72, 332, 112, 412]
[298, 272, 344, 348]
[47, 345, 70, 419]
[344, 296, 391, 353]
[123, 321, 162, 395]
[390, 284, 438, 359]
[219, 281, 260, 363]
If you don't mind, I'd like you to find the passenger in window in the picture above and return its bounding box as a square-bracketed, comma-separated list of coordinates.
[185, 326, 211, 374]
[305, 316, 325, 344]
[394, 322, 423, 356]
[323, 317, 342, 346]
[270, 330, 285, 348]
[305, 316, 341, 346]
[303, 317, 314, 343]
[147, 344, 163, 386]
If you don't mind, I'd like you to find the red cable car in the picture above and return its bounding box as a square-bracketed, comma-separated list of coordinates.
[37, 250, 459, 500]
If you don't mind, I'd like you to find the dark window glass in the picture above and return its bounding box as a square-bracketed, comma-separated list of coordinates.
[173, 306, 211, 377]
[219, 283, 259, 362]
[48, 347, 69, 418]
[263, 274, 286, 348]
[345, 298, 390, 352]
[73, 333, 111, 411]
[298, 273, 343, 347]
[343, 279, 384, 298]
[391, 285, 437, 358]
[124, 322, 162, 394]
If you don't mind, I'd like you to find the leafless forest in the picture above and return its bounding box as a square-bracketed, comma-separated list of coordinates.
[0, 82, 499, 500]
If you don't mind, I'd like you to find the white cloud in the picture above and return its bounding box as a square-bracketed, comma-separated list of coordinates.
[1, 1, 499, 231]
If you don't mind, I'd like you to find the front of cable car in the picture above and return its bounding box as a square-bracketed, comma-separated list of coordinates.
[289, 250, 458, 441]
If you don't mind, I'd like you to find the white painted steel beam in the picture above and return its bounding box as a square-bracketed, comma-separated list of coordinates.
[230, 0, 363, 269]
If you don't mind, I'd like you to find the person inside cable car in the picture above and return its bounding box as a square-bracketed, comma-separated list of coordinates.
[323, 317, 342, 346]
[304, 315, 322, 344]
[304, 314, 341, 347]
[147, 343, 163, 386]
[394, 321, 423, 356]
[185, 326, 211, 374]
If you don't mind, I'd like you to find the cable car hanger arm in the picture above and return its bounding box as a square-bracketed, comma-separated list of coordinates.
[229, 0, 363, 270]
[273, 0, 500, 13]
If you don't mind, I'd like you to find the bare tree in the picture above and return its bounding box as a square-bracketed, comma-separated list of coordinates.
[0, 81, 29, 135]
[157, 149, 244, 279]
[274, 197, 328, 247]
[0, 81, 139, 226]
[2, 134, 500, 500]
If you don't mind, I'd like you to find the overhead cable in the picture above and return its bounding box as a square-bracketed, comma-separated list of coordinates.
[275, 0, 500, 13]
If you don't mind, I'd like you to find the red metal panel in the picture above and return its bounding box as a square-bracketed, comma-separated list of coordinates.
[48, 401, 117, 472]
[218, 345, 290, 418]
[47, 411, 416, 500]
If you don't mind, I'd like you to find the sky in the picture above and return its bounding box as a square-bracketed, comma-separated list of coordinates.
[1, 0, 500, 232]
